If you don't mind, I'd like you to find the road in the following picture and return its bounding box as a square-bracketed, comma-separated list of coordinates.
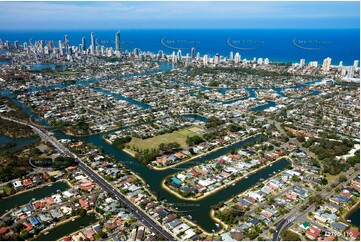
[0, 115, 178, 241]
[273, 167, 359, 241]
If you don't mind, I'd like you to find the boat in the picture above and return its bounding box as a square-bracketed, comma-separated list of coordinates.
[215, 223, 220, 227]
[47, 184, 52, 187]
[44, 232, 49, 235]
[270, 164, 273, 167]
[273, 171, 276, 174]
[232, 183, 236, 186]
[72, 218, 75, 221]
[245, 176, 249, 179]
[187, 215, 192, 220]
[347, 219, 351, 222]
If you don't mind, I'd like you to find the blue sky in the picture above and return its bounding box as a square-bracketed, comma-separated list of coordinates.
[0, 1, 359, 30]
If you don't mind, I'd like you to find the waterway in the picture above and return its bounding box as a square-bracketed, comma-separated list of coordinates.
[34, 214, 98, 241]
[346, 205, 360, 228]
[0, 61, 294, 232]
[70, 130, 291, 232]
[0, 135, 38, 155]
[0, 181, 70, 215]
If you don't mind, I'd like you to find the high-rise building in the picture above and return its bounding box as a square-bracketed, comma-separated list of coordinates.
[48, 41, 54, 51]
[300, 59, 305, 67]
[171, 51, 176, 63]
[234, 52, 240, 64]
[264, 58, 269, 65]
[177, 50, 182, 61]
[214, 53, 220, 64]
[257, 58, 263, 65]
[115, 32, 121, 52]
[196, 52, 200, 60]
[309, 61, 318, 67]
[90, 32, 95, 55]
[4, 40, 10, 49]
[322, 57, 332, 72]
[185, 53, 191, 64]
[81, 37, 86, 52]
[203, 54, 208, 66]
[347, 66, 354, 78]
[13, 41, 19, 49]
[58, 40, 63, 55]
[229, 51, 233, 61]
[64, 35, 70, 55]
[190, 47, 195, 59]
[134, 48, 140, 56]
[339, 61, 343, 67]
[353, 60, 359, 69]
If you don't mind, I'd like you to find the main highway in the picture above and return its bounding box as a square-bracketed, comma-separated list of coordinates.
[0, 115, 178, 241]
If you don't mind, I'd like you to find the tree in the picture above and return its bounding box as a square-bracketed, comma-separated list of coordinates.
[339, 173, 347, 182]
[320, 178, 328, 185]
[186, 135, 204, 146]
[281, 230, 300, 241]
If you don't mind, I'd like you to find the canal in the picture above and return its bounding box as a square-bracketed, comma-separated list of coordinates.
[0, 135, 39, 155]
[0, 181, 70, 215]
[68, 130, 291, 232]
[0, 62, 295, 232]
[34, 214, 98, 241]
[346, 205, 360, 228]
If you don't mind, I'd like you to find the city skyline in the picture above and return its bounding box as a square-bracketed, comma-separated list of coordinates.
[0, 1, 360, 30]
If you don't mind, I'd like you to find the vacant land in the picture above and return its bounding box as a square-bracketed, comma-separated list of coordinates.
[127, 126, 199, 151]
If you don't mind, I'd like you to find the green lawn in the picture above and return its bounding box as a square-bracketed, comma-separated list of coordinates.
[127, 126, 199, 151]
[58, 71, 78, 75]
[0, 185, 12, 196]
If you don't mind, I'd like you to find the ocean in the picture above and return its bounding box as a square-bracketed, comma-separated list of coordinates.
[0, 29, 359, 65]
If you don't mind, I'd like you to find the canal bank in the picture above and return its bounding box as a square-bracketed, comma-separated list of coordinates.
[0, 62, 295, 233]
[34, 214, 98, 241]
[0, 181, 70, 215]
[344, 202, 360, 228]
[0, 135, 39, 155]
[162, 156, 291, 201]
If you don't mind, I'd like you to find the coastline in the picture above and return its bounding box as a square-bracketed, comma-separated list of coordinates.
[162, 155, 290, 202]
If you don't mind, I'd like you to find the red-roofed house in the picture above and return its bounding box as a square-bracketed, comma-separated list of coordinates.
[346, 229, 360, 240]
[83, 228, 95, 240]
[23, 179, 33, 187]
[23, 222, 33, 232]
[306, 226, 321, 240]
[0, 228, 8, 235]
[174, 152, 186, 159]
[78, 198, 89, 209]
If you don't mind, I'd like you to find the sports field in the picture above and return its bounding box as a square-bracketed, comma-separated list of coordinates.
[127, 126, 201, 151]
